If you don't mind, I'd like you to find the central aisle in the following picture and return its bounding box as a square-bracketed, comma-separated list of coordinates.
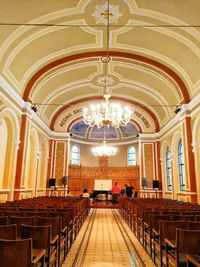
[63, 209, 155, 267]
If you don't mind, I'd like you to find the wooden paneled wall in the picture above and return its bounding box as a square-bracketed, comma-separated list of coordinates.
[68, 159, 140, 196]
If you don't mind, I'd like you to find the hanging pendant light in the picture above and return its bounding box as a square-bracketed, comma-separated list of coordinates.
[92, 126, 117, 157]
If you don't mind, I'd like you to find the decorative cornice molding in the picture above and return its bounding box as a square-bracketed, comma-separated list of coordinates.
[49, 131, 70, 140]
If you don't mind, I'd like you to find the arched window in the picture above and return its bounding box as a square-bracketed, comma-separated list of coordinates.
[166, 147, 172, 191]
[178, 139, 185, 191]
[128, 146, 136, 165]
[72, 144, 80, 165]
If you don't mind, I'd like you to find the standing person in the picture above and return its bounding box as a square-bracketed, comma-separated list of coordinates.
[111, 182, 121, 203]
[125, 183, 134, 198]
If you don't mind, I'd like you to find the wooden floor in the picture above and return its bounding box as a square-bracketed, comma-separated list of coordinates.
[63, 209, 155, 267]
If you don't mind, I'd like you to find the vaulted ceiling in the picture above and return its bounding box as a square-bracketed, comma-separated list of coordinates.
[1, 0, 199, 141]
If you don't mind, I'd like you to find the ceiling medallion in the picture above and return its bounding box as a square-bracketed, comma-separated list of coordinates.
[92, 2, 122, 25]
[96, 76, 115, 86]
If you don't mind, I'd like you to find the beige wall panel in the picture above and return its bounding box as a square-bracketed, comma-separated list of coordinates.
[177, 195, 190, 202]
[20, 192, 32, 199]
[0, 119, 7, 188]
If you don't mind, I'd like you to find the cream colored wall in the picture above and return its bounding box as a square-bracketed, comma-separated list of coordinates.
[0, 106, 20, 200]
[0, 99, 49, 201]
[70, 142, 99, 167]
[24, 126, 49, 197]
[109, 143, 139, 167]
[192, 110, 200, 203]
[160, 105, 200, 203]
[70, 141, 139, 167]
[0, 119, 7, 188]
[160, 124, 183, 200]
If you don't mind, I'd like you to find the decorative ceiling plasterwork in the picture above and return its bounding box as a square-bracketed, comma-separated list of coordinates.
[96, 75, 115, 86]
[0, 0, 199, 94]
[1, 0, 200, 140]
[92, 2, 122, 25]
[30, 55, 179, 125]
[23, 51, 189, 103]
[22, 51, 189, 132]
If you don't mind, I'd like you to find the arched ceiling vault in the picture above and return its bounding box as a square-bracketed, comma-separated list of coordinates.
[23, 51, 189, 103]
[1, 0, 200, 139]
[23, 51, 188, 131]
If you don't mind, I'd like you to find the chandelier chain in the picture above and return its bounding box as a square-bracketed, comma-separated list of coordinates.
[82, 0, 131, 129]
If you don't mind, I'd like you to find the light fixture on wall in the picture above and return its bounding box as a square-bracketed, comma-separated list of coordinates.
[83, 1, 131, 129]
[31, 104, 38, 112]
[92, 126, 117, 157]
[174, 104, 181, 114]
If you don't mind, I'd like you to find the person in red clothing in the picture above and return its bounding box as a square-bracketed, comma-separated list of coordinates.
[111, 182, 121, 203]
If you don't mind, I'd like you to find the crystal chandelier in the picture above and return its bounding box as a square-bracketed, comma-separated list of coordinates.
[92, 140, 117, 157]
[92, 126, 117, 157]
[83, 93, 131, 128]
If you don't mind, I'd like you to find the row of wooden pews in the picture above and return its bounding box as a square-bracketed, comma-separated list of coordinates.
[0, 196, 90, 267]
[120, 198, 200, 267]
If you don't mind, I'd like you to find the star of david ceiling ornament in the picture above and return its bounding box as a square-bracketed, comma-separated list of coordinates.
[92, 2, 122, 25]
